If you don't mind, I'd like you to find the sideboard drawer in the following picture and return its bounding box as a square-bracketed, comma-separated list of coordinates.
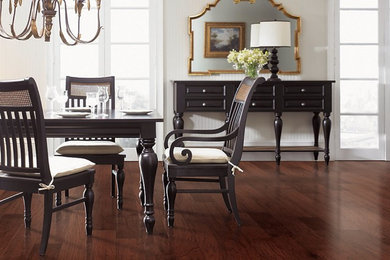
[185, 85, 226, 96]
[284, 99, 324, 110]
[254, 85, 275, 96]
[249, 99, 275, 110]
[186, 99, 225, 110]
[283, 85, 323, 95]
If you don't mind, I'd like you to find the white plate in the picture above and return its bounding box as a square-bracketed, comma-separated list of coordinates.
[120, 110, 153, 115]
[65, 107, 91, 112]
[56, 112, 90, 118]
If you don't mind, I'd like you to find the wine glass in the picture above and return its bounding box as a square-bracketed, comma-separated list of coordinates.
[86, 92, 98, 116]
[117, 86, 124, 110]
[45, 87, 58, 114]
[56, 90, 68, 112]
[97, 86, 109, 115]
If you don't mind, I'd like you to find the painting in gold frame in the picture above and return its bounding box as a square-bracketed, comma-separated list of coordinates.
[204, 22, 245, 58]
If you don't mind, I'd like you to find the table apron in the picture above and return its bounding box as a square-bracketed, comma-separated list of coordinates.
[45, 123, 157, 139]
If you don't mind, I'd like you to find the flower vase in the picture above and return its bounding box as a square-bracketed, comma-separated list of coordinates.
[245, 65, 259, 79]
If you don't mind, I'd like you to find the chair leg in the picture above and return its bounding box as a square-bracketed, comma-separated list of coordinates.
[55, 192, 62, 206]
[116, 162, 125, 210]
[39, 192, 53, 256]
[83, 182, 94, 236]
[162, 170, 168, 211]
[23, 193, 32, 228]
[227, 175, 241, 226]
[219, 177, 232, 212]
[111, 165, 116, 198]
[166, 178, 177, 227]
[65, 190, 69, 197]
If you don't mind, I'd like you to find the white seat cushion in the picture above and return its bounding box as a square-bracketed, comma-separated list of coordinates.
[49, 156, 95, 178]
[56, 140, 124, 155]
[1, 156, 94, 179]
[164, 147, 229, 164]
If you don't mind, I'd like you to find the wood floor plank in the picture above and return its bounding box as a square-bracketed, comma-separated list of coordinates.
[1, 161, 390, 259]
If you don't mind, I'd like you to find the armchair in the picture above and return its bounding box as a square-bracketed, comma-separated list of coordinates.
[163, 76, 265, 226]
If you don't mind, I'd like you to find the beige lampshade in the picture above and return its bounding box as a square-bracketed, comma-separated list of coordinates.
[250, 23, 260, 47]
[258, 21, 291, 47]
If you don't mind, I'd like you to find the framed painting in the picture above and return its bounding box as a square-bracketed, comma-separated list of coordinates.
[204, 22, 245, 58]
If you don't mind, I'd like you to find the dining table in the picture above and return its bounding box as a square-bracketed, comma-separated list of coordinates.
[44, 109, 163, 234]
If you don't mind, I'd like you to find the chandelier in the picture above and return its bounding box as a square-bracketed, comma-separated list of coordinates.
[0, 0, 102, 45]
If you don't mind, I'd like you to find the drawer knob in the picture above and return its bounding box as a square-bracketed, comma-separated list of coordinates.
[251, 102, 256, 106]
[301, 88, 306, 92]
[202, 102, 206, 107]
[202, 89, 206, 93]
[300, 102, 306, 107]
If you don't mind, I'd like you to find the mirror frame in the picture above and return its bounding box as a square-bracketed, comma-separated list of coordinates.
[188, 0, 301, 76]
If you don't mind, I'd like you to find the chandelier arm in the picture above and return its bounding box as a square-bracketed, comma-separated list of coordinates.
[61, 0, 102, 44]
[31, 0, 45, 39]
[10, 0, 35, 39]
[66, 7, 102, 43]
[62, 0, 81, 41]
[0, 2, 14, 38]
[13, 30, 33, 40]
[57, 0, 77, 45]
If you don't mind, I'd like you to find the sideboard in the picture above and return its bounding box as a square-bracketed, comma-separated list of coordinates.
[172, 80, 335, 165]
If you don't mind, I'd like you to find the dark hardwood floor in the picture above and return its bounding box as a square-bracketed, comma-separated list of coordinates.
[1, 161, 390, 259]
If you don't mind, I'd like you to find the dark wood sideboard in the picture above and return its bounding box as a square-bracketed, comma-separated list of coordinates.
[172, 80, 334, 165]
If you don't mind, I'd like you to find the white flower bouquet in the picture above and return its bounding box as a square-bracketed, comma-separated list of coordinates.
[227, 48, 269, 78]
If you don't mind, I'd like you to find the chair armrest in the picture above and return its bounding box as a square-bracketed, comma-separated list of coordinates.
[168, 129, 238, 165]
[164, 123, 228, 149]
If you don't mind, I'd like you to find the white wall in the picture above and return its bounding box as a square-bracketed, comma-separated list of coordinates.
[163, 0, 330, 161]
[0, 39, 49, 109]
[0, 0, 330, 161]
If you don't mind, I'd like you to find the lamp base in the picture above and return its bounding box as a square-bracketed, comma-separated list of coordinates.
[267, 77, 281, 82]
[268, 47, 281, 81]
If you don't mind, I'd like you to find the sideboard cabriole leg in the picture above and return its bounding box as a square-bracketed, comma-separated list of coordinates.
[312, 112, 321, 160]
[323, 112, 331, 165]
[274, 112, 283, 165]
[136, 139, 144, 206]
[139, 138, 157, 234]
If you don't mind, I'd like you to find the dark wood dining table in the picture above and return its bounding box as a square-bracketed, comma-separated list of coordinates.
[44, 110, 163, 234]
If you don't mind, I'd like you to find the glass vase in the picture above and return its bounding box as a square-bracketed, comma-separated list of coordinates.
[245, 65, 259, 79]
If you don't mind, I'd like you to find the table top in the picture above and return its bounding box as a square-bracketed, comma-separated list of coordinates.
[44, 110, 164, 123]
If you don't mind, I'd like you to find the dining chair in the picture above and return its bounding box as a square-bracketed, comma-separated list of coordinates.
[55, 76, 126, 209]
[162, 76, 265, 227]
[0, 78, 95, 255]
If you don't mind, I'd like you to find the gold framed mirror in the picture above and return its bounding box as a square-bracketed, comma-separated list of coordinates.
[188, 0, 301, 76]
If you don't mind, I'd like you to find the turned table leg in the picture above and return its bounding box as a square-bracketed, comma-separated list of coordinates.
[136, 139, 144, 206]
[139, 138, 157, 234]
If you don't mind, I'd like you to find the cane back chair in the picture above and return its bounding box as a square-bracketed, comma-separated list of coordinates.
[163, 76, 265, 226]
[0, 78, 95, 255]
[55, 76, 126, 209]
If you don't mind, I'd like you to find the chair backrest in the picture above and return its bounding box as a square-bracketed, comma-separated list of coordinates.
[65, 76, 115, 142]
[223, 77, 265, 165]
[66, 76, 115, 109]
[0, 78, 51, 183]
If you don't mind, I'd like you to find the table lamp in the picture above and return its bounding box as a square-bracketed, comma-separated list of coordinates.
[258, 21, 291, 81]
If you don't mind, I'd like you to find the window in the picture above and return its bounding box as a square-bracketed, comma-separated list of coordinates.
[50, 0, 162, 158]
[335, 0, 385, 159]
